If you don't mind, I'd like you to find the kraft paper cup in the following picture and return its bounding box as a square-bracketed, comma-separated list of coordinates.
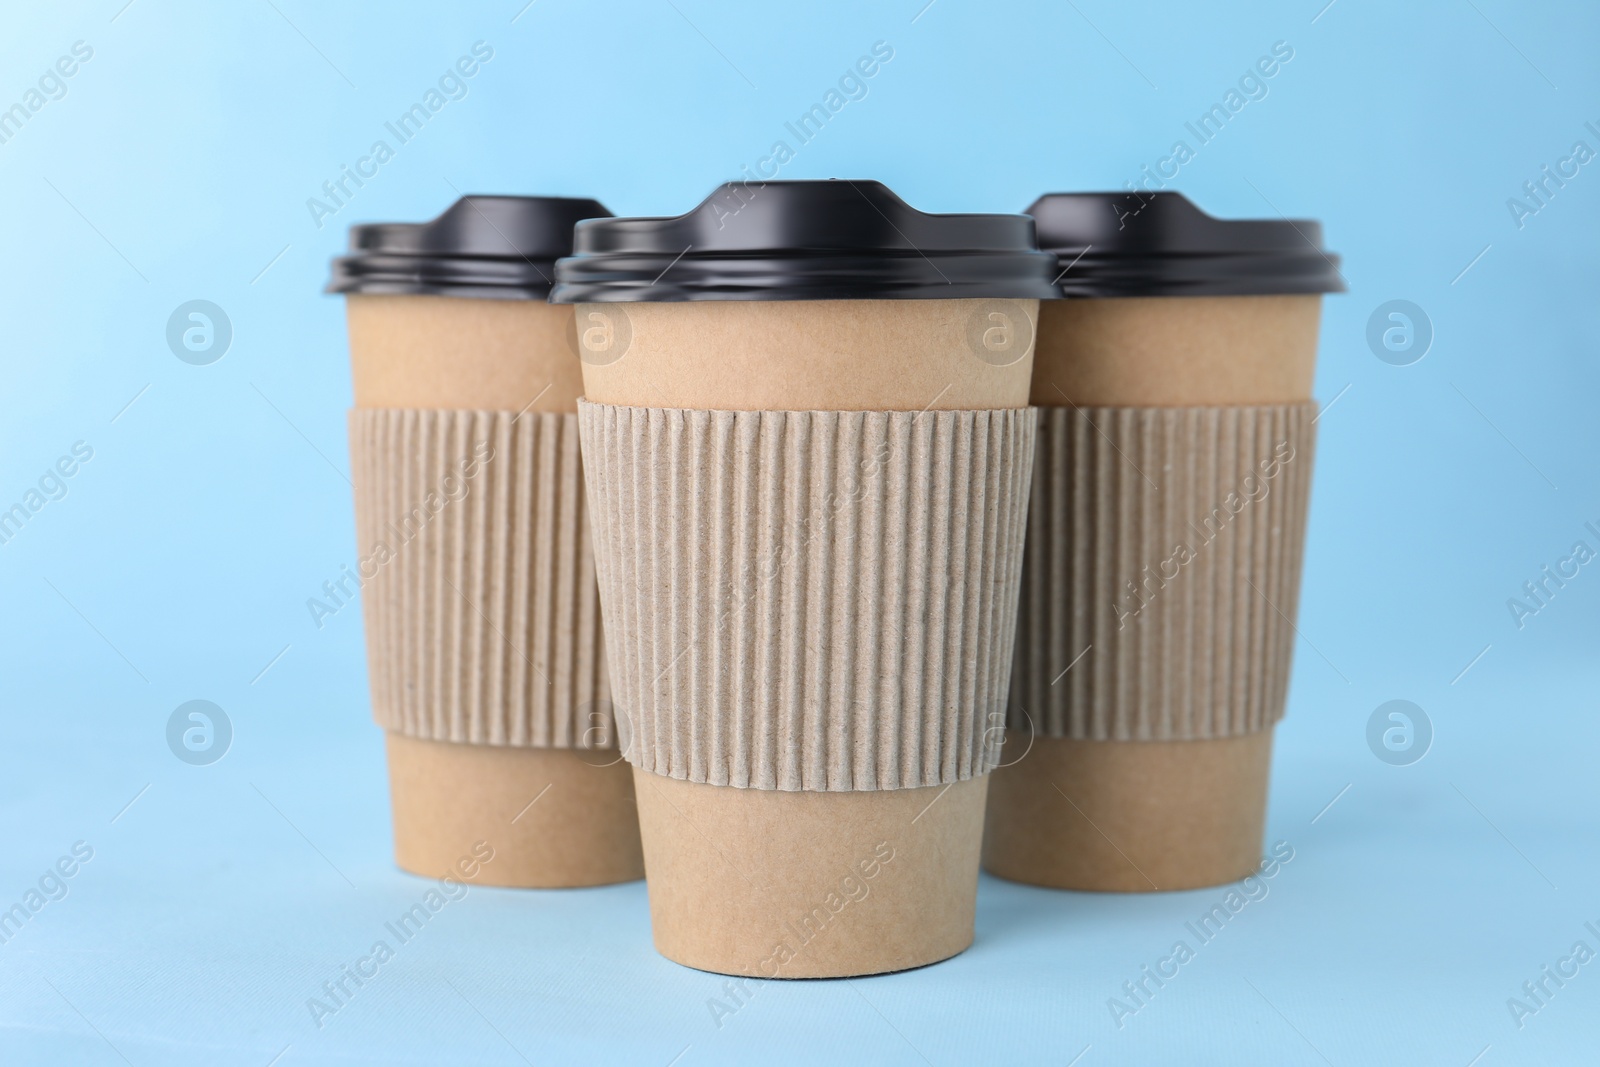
[983, 192, 1344, 892]
[555, 180, 1059, 975]
[327, 196, 644, 888]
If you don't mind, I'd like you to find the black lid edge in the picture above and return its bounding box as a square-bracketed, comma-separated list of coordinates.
[325, 195, 611, 301]
[1025, 191, 1346, 298]
[551, 180, 1060, 303]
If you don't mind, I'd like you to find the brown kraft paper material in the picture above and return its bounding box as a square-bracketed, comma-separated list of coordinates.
[983, 732, 1272, 892]
[344, 294, 640, 887]
[349, 408, 608, 748]
[634, 769, 986, 979]
[1028, 295, 1319, 408]
[577, 297, 1038, 974]
[986, 294, 1321, 892]
[389, 733, 642, 889]
[578, 403, 1034, 790]
[1008, 402, 1317, 741]
[346, 294, 586, 411]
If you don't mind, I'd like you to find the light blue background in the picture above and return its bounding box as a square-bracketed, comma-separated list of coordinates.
[2, 1, 1597, 1063]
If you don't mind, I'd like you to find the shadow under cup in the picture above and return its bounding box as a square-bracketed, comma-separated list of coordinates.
[330, 196, 644, 889]
[983, 193, 1344, 892]
[556, 181, 1059, 976]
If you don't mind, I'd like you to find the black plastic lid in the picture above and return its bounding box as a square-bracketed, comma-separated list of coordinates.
[326, 195, 611, 300]
[1025, 192, 1345, 298]
[550, 180, 1060, 303]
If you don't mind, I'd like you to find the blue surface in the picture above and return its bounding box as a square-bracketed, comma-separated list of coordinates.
[2, 1, 1597, 1063]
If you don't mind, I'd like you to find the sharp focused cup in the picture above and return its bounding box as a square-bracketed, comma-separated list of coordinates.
[555, 180, 1058, 976]
[984, 192, 1344, 892]
[326, 195, 644, 888]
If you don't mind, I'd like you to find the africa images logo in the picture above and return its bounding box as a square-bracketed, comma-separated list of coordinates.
[166, 300, 232, 365]
[166, 700, 232, 766]
[1365, 700, 1431, 767]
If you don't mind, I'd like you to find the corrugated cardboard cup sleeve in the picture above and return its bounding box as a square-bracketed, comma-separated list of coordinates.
[348, 408, 615, 749]
[1008, 402, 1317, 741]
[577, 401, 1037, 791]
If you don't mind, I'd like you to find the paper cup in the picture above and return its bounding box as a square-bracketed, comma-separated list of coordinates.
[556, 181, 1058, 974]
[328, 197, 643, 888]
[984, 192, 1343, 892]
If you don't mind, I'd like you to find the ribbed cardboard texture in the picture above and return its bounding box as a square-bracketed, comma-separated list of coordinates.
[985, 294, 1321, 892]
[349, 408, 609, 747]
[579, 402, 1035, 790]
[1008, 402, 1316, 741]
[343, 294, 640, 888]
[577, 297, 1038, 975]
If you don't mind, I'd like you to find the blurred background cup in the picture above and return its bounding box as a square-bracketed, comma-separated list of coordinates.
[326, 195, 643, 888]
[984, 191, 1345, 892]
[556, 180, 1058, 975]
